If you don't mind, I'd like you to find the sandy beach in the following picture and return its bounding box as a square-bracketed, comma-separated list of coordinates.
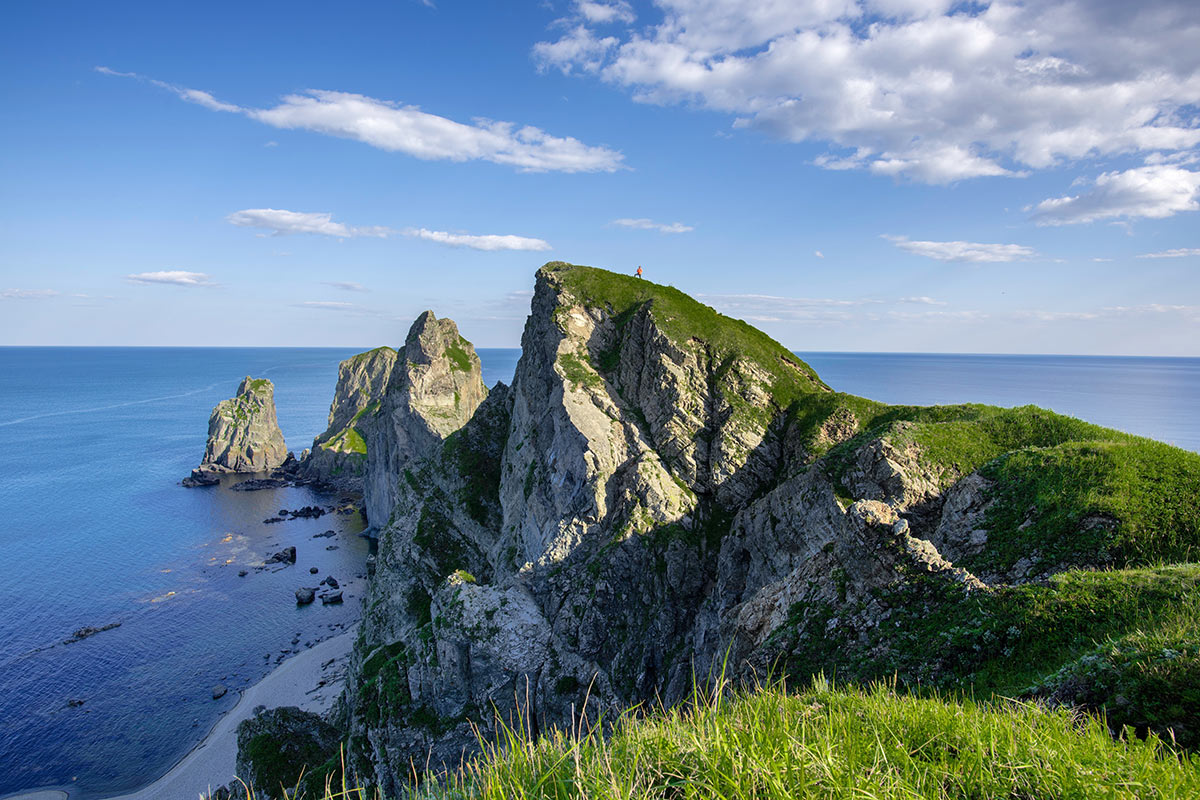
[2, 629, 358, 800]
[109, 629, 356, 800]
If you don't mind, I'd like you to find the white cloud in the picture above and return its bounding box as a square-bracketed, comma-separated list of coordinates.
[1138, 248, 1200, 258]
[577, 1, 635, 25]
[534, 26, 620, 75]
[814, 250, 824, 258]
[126, 271, 215, 287]
[533, 1, 1200, 183]
[323, 281, 368, 291]
[612, 217, 694, 234]
[1031, 165, 1200, 225]
[297, 301, 356, 311]
[98, 69, 624, 173]
[1, 288, 59, 299]
[403, 228, 553, 251]
[884, 235, 1038, 263]
[899, 296, 948, 305]
[227, 209, 392, 238]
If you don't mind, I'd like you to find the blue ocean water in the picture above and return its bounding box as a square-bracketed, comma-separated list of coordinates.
[0, 347, 1195, 799]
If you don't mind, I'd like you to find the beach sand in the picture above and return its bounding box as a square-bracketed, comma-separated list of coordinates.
[108, 629, 355, 800]
[0, 629, 359, 800]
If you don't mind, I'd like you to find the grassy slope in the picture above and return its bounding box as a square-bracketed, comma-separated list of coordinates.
[257, 680, 1200, 799]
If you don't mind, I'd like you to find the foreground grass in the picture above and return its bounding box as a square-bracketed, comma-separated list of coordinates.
[228, 679, 1200, 800]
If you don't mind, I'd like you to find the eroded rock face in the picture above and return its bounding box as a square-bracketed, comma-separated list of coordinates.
[335, 264, 999, 789]
[198, 377, 288, 473]
[363, 312, 487, 529]
[234, 706, 339, 798]
[300, 347, 397, 491]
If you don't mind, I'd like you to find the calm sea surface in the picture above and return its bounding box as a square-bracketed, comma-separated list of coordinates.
[0, 347, 1195, 798]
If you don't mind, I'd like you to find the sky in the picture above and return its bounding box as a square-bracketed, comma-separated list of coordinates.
[1, 0, 1198, 354]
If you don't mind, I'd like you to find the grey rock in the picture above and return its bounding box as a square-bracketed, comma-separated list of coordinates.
[363, 311, 487, 530]
[197, 377, 288, 474]
[295, 588, 315, 605]
[299, 347, 398, 492]
[211, 684, 227, 700]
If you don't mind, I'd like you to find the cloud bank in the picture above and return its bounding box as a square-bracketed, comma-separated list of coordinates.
[403, 228, 553, 251]
[98, 68, 624, 173]
[612, 217, 694, 233]
[126, 271, 215, 286]
[884, 236, 1038, 263]
[227, 209, 392, 238]
[533, 1, 1200, 185]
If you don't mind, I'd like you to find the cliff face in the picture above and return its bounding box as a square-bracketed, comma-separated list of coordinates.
[299, 347, 397, 491]
[320, 263, 1200, 790]
[198, 377, 288, 473]
[362, 312, 487, 528]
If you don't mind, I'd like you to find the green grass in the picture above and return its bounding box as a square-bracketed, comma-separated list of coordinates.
[776, 564, 1200, 725]
[1031, 617, 1200, 748]
[226, 677, 1200, 799]
[445, 336, 474, 373]
[974, 439, 1200, 575]
[543, 262, 827, 409]
[557, 351, 603, 390]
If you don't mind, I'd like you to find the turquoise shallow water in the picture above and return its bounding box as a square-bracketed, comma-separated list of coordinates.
[0, 346, 1195, 798]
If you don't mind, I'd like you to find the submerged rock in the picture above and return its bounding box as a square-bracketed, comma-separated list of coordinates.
[266, 547, 297, 565]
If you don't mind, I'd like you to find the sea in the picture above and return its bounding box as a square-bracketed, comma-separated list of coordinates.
[0, 347, 1196, 799]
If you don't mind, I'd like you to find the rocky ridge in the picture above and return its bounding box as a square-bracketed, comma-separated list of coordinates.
[362, 311, 488, 529]
[235, 263, 1200, 796]
[185, 377, 288, 483]
[299, 346, 398, 492]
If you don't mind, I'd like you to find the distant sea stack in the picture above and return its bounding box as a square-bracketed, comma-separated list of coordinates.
[184, 377, 288, 485]
[298, 347, 398, 492]
[362, 311, 487, 529]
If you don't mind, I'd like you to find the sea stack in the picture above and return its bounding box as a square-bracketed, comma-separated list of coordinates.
[362, 311, 487, 529]
[186, 377, 288, 483]
[298, 347, 397, 492]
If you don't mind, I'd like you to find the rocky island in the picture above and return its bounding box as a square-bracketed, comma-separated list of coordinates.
[211, 263, 1199, 798]
[184, 377, 289, 486]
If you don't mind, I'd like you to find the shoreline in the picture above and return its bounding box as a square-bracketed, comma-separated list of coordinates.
[4, 629, 357, 800]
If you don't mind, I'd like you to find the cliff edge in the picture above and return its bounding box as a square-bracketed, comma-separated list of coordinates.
[299, 347, 398, 492]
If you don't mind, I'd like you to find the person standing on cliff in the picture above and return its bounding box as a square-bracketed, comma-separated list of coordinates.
[636, 265, 643, 279]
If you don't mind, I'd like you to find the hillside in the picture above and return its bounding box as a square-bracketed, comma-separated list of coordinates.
[231, 263, 1200, 798]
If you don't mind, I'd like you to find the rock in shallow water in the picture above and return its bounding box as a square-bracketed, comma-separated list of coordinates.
[295, 588, 315, 605]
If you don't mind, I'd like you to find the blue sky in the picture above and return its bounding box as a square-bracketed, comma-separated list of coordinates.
[1, 0, 1198, 354]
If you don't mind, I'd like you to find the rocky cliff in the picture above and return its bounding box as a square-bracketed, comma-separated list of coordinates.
[362, 311, 488, 529]
[241, 263, 1200, 794]
[299, 347, 397, 491]
[193, 377, 289, 476]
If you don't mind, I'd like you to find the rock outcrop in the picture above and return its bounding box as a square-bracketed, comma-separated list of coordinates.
[190, 377, 288, 478]
[234, 262, 1200, 789]
[362, 311, 488, 529]
[234, 707, 340, 798]
[299, 347, 397, 491]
